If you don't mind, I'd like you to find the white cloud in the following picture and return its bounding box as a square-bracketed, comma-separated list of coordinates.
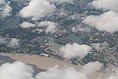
[60, 43, 92, 59]
[0, 0, 5, 5]
[0, 61, 117, 79]
[20, 21, 35, 28]
[107, 75, 118, 79]
[46, 24, 58, 34]
[38, 21, 58, 34]
[0, 38, 8, 44]
[72, 25, 91, 32]
[91, 42, 109, 52]
[0, 61, 34, 79]
[86, 0, 118, 33]
[20, 0, 56, 20]
[36, 66, 88, 79]
[91, 0, 118, 13]
[0, 62, 88, 79]
[82, 61, 103, 75]
[35, 62, 115, 79]
[105, 66, 118, 79]
[83, 11, 118, 33]
[38, 21, 57, 27]
[0, 0, 12, 18]
[47, 0, 74, 3]
[7, 38, 20, 48]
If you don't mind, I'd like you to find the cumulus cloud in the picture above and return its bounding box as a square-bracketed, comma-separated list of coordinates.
[7, 38, 20, 48]
[107, 75, 118, 79]
[0, 61, 34, 79]
[0, 0, 5, 5]
[46, 24, 58, 34]
[38, 21, 58, 34]
[20, 0, 56, 20]
[0, 61, 117, 79]
[83, 11, 118, 33]
[38, 21, 57, 26]
[36, 62, 116, 79]
[105, 66, 118, 79]
[86, 0, 118, 33]
[82, 61, 103, 75]
[91, 42, 109, 52]
[91, 0, 118, 13]
[47, 0, 74, 3]
[0, 38, 8, 44]
[0, 62, 88, 79]
[36, 66, 88, 79]
[60, 43, 92, 59]
[0, 0, 12, 18]
[20, 21, 35, 28]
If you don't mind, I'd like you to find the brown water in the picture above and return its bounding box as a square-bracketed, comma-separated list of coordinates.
[0, 53, 106, 79]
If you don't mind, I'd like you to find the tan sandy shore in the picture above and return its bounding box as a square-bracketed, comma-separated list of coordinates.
[0, 53, 106, 79]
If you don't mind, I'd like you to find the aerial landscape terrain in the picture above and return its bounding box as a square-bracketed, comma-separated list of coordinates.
[0, 0, 118, 79]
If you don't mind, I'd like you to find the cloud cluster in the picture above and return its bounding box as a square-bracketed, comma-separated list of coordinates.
[47, 0, 74, 3]
[0, 61, 105, 79]
[36, 62, 117, 79]
[20, 21, 35, 28]
[84, 0, 118, 33]
[38, 21, 58, 34]
[107, 75, 118, 79]
[7, 38, 20, 48]
[0, 0, 5, 5]
[0, 0, 12, 18]
[106, 66, 118, 79]
[0, 37, 8, 44]
[83, 11, 118, 33]
[36, 66, 88, 79]
[60, 43, 92, 59]
[91, 0, 118, 13]
[82, 61, 103, 75]
[0, 61, 34, 79]
[0, 61, 118, 79]
[20, 0, 55, 20]
[20, 21, 58, 34]
[91, 42, 109, 52]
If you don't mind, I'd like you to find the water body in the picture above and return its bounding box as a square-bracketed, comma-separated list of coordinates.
[0, 53, 106, 79]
